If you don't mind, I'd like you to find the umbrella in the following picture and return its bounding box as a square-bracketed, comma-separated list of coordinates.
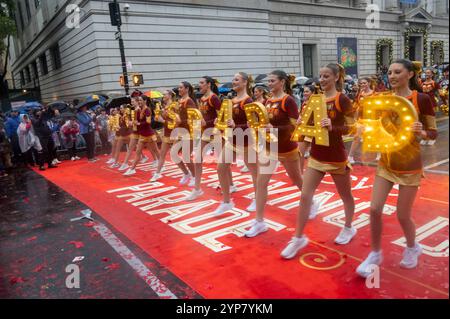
[17, 101, 43, 113]
[47, 101, 69, 112]
[220, 82, 233, 89]
[76, 99, 100, 111]
[104, 96, 131, 110]
[254, 74, 267, 82]
[295, 76, 309, 85]
[60, 111, 77, 119]
[86, 94, 107, 105]
[144, 90, 163, 99]
[219, 87, 232, 94]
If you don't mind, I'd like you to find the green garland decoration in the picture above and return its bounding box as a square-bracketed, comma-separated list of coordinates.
[404, 27, 428, 66]
[430, 40, 445, 65]
[376, 38, 394, 71]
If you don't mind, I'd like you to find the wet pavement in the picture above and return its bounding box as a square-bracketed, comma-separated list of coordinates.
[0, 168, 201, 299]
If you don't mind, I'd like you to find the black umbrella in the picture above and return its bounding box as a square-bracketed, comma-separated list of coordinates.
[48, 101, 69, 112]
[60, 111, 76, 119]
[104, 96, 131, 110]
[254, 74, 267, 83]
[76, 99, 100, 111]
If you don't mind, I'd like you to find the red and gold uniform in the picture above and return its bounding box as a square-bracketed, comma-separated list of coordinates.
[377, 90, 437, 186]
[128, 108, 140, 140]
[137, 107, 157, 143]
[177, 97, 197, 140]
[199, 94, 221, 129]
[265, 95, 299, 161]
[309, 92, 354, 174]
[116, 112, 132, 142]
[421, 80, 440, 109]
[227, 96, 253, 151]
[353, 90, 376, 118]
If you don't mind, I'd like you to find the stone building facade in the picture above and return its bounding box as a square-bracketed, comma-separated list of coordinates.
[6, 0, 449, 103]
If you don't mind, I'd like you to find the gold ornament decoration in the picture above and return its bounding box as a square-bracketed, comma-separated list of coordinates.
[359, 94, 418, 153]
[291, 94, 329, 146]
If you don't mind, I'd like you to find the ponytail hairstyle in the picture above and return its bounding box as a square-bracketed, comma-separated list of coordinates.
[304, 84, 316, 95]
[202, 76, 220, 95]
[269, 70, 295, 95]
[393, 59, 422, 92]
[358, 77, 374, 92]
[164, 89, 177, 103]
[324, 63, 345, 92]
[254, 85, 270, 100]
[238, 72, 254, 97]
[181, 81, 197, 105]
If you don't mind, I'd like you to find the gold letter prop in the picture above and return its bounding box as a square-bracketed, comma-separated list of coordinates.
[187, 108, 204, 138]
[291, 94, 329, 146]
[359, 95, 418, 153]
[214, 99, 232, 132]
[244, 102, 277, 143]
[166, 102, 178, 130]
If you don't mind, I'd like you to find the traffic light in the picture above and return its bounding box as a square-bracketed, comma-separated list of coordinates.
[109, 2, 122, 26]
[119, 75, 125, 87]
[132, 73, 144, 86]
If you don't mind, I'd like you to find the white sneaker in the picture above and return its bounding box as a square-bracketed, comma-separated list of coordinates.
[188, 177, 196, 187]
[74, 156, 80, 160]
[356, 251, 383, 278]
[186, 189, 204, 201]
[308, 199, 320, 220]
[230, 185, 238, 193]
[150, 172, 162, 182]
[240, 165, 250, 173]
[213, 201, 235, 216]
[244, 220, 268, 238]
[106, 158, 115, 164]
[55, 159, 62, 164]
[179, 174, 191, 185]
[375, 153, 381, 161]
[110, 162, 120, 168]
[400, 243, 422, 269]
[280, 236, 309, 259]
[246, 199, 257, 212]
[140, 156, 149, 164]
[304, 151, 310, 158]
[123, 168, 136, 176]
[149, 160, 158, 167]
[236, 159, 245, 167]
[348, 156, 355, 164]
[118, 163, 129, 171]
[426, 139, 436, 146]
[71, 157, 76, 161]
[51, 159, 58, 165]
[334, 226, 357, 245]
[420, 139, 427, 146]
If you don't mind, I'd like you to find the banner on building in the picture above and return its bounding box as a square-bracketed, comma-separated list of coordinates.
[337, 37, 358, 77]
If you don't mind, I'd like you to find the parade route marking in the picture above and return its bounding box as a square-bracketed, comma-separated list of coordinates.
[93, 222, 178, 299]
[419, 197, 449, 205]
[424, 158, 449, 170]
[309, 239, 449, 297]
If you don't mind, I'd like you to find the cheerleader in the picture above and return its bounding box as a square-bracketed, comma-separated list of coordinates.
[175, 81, 204, 200]
[106, 108, 119, 165]
[253, 85, 269, 105]
[210, 72, 258, 215]
[187, 76, 222, 191]
[348, 77, 376, 164]
[356, 59, 437, 277]
[422, 68, 440, 111]
[244, 70, 312, 238]
[280, 63, 356, 258]
[298, 84, 315, 174]
[109, 105, 132, 168]
[123, 96, 161, 176]
[117, 96, 142, 171]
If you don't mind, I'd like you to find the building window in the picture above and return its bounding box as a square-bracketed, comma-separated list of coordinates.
[31, 61, 39, 80]
[34, 0, 41, 8]
[20, 71, 25, 86]
[302, 44, 317, 78]
[24, 67, 31, 84]
[25, 0, 32, 20]
[39, 53, 48, 75]
[50, 43, 62, 70]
